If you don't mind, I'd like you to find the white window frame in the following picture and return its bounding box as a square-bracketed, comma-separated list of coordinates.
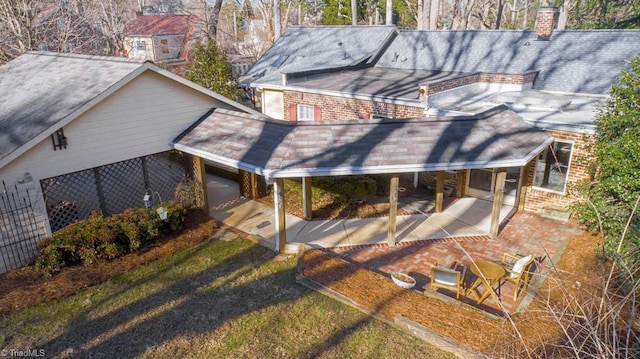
[136, 40, 147, 51]
[297, 104, 315, 121]
[532, 140, 573, 194]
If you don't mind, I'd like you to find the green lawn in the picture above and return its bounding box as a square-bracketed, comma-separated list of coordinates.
[0, 236, 455, 358]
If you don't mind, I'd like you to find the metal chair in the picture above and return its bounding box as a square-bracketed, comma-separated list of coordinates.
[430, 261, 466, 299]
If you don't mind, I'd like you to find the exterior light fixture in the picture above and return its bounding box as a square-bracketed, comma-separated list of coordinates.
[156, 206, 168, 220]
[143, 193, 152, 208]
[142, 189, 165, 220]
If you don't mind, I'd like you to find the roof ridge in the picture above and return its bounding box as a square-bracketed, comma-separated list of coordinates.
[24, 51, 144, 64]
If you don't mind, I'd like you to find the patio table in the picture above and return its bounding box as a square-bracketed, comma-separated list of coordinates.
[467, 260, 505, 305]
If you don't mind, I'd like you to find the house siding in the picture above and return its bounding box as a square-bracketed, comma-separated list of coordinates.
[283, 91, 424, 121]
[0, 70, 238, 240]
[522, 129, 592, 213]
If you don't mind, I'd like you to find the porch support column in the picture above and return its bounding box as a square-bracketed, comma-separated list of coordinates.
[435, 170, 445, 213]
[250, 173, 260, 199]
[302, 176, 313, 220]
[192, 156, 209, 215]
[490, 168, 507, 238]
[388, 175, 400, 246]
[456, 171, 465, 198]
[517, 165, 530, 211]
[273, 178, 287, 253]
[413, 172, 419, 188]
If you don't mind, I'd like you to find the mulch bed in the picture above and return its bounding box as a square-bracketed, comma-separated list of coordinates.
[0, 209, 218, 316]
[300, 231, 610, 356]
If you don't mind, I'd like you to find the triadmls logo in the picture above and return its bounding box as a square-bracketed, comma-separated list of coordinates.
[0, 348, 46, 357]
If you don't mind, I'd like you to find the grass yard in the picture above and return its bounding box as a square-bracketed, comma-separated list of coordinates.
[0, 235, 455, 358]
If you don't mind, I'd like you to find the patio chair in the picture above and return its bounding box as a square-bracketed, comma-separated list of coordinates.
[430, 261, 466, 299]
[499, 253, 535, 300]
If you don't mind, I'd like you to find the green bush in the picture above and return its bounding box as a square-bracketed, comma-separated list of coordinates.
[35, 202, 186, 275]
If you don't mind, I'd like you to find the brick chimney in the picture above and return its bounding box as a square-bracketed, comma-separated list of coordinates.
[535, 6, 559, 41]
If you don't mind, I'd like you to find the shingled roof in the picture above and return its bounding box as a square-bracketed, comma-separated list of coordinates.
[173, 107, 552, 178]
[243, 27, 640, 96]
[239, 26, 398, 86]
[379, 30, 640, 95]
[123, 15, 192, 36]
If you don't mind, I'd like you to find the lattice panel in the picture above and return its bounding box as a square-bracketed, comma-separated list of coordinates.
[239, 171, 252, 198]
[41, 170, 101, 232]
[99, 158, 147, 215]
[147, 152, 188, 205]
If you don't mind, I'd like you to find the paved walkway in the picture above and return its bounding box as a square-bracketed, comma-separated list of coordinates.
[206, 174, 584, 315]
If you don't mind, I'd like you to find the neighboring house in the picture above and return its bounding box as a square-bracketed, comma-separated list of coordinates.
[123, 14, 194, 65]
[0, 52, 257, 273]
[32, 1, 106, 55]
[238, 6, 640, 220]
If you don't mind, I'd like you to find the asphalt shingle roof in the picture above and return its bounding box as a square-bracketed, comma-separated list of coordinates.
[0, 52, 143, 164]
[379, 30, 640, 94]
[173, 108, 552, 177]
[123, 15, 192, 36]
[240, 26, 398, 86]
[244, 27, 640, 95]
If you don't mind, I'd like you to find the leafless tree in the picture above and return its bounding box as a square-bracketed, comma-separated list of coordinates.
[0, 0, 39, 63]
[0, 0, 125, 64]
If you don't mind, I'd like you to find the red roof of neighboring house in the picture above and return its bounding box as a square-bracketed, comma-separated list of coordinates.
[124, 15, 192, 36]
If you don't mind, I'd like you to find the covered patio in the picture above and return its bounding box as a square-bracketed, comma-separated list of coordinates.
[205, 173, 580, 316]
[174, 106, 553, 254]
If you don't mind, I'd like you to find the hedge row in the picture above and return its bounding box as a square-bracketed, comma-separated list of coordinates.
[35, 202, 186, 275]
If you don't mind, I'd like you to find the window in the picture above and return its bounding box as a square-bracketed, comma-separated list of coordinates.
[136, 40, 146, 51]
[533, 141, 573, 193]
[297, 105, 315, 121]
[160, 39, 169, 54]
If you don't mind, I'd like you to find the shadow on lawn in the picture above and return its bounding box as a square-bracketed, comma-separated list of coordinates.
[35, 237, 426, 358]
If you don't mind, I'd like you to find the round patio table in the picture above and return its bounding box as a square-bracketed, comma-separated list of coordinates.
[467, 260, 505, 305]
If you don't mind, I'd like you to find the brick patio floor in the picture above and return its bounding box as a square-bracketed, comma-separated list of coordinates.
[321, 211, 584, 316]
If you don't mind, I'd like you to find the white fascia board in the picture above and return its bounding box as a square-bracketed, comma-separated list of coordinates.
[172, 143, 273, 177]
[175, 139, 554, 179]
[268, 158, 537, 178]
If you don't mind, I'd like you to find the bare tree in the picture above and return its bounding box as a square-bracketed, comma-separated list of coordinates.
[0, 0, 119, 64]
[0, 0, 39, 63]
[89, 0, 136, 56]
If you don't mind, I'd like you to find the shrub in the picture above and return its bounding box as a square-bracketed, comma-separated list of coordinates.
[35, 202, 186, 275]
[175, 177, 205, 208]
[312, 176, 377, 204]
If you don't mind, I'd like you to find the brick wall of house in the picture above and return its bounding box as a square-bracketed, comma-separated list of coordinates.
[283, 91, 425, 121]
[423, 72, 537, 96]
[522, 130, 593, 212]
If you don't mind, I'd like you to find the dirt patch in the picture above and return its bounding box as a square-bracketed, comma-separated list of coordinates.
[301, 231, 613, 356]
[0, 209, 218, 316]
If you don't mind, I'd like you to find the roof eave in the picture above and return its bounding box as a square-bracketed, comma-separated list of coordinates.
[173, 136, 554, 179]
